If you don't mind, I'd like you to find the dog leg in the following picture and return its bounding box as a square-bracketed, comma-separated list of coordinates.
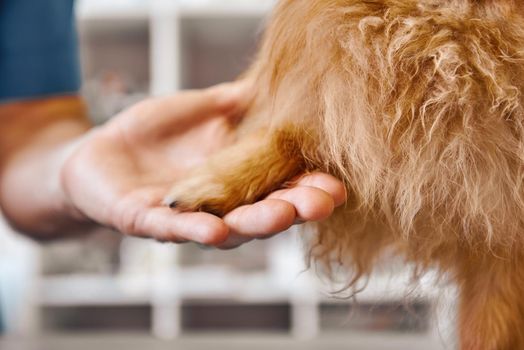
[164, 127, 307, 217]
[457, 253, 524, 350]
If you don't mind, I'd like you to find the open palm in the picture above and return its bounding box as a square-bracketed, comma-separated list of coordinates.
[61, 84, 346, 248]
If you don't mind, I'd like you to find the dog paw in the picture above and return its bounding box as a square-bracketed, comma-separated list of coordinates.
[163, 173, 238, 217]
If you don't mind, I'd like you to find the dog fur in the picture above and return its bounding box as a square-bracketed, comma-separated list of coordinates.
[167, 1, 524, 348]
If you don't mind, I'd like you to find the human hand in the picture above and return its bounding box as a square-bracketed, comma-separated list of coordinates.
[61, 83, 346, 248]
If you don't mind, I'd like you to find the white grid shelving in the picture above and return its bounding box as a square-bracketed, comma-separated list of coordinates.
[0, 1, 454, 347]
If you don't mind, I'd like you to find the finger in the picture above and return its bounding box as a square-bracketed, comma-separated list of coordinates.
[267, 186, 335, 222]
[218, 175, 345, 247]
[221, 199, 296, 243]
[292, 172, 347, 207]
[129, 207, 230, 245]
[206, 80, 253, 118]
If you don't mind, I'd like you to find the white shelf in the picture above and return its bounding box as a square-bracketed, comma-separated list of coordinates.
[178, 1, 275, 18]
[37, 268, 439, 307]
[176, 267, 290, 302]
[38, 274, 152, 307]
[1, 1, 454, 345]
[77, 0, 274, 21]
[77, 0, 150, 20]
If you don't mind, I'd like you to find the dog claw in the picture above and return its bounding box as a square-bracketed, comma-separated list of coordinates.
[163, 195, 179, 209]
[166, 198, 227, 217]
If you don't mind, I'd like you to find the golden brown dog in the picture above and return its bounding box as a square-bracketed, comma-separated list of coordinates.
[167, 1, 524, 348]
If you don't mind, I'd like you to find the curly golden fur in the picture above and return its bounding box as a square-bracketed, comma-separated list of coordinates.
[167, 0, 524, 348]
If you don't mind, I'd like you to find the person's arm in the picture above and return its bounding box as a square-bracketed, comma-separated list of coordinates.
[0, 84, 346, 248]
[0, 0, 346, 247]
[0, 96, 94, 238]
[0, 0, 90, 237]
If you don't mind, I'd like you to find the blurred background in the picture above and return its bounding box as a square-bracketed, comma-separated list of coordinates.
[0, 0, 456, 349]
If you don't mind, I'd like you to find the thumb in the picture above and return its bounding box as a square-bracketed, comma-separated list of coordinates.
[120, 80, 252, 134]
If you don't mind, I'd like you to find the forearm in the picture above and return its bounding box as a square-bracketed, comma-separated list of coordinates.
[0, 96, 95, 239]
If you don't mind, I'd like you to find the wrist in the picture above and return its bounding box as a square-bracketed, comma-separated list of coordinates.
[0, 121, 95, 238]
[55, 131, 95, 224]
[0, 96, 100, 238]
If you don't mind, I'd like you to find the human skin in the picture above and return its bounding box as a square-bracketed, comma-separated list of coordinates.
[0, 82, 346, 249]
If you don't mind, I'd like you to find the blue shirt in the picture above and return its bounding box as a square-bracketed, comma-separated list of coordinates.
[0, 0, 80, 101]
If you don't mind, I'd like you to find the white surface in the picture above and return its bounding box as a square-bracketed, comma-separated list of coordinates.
[77, 0, 149, 20]
[76, 0, 275, 20]
[0, 333, 450, 350]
